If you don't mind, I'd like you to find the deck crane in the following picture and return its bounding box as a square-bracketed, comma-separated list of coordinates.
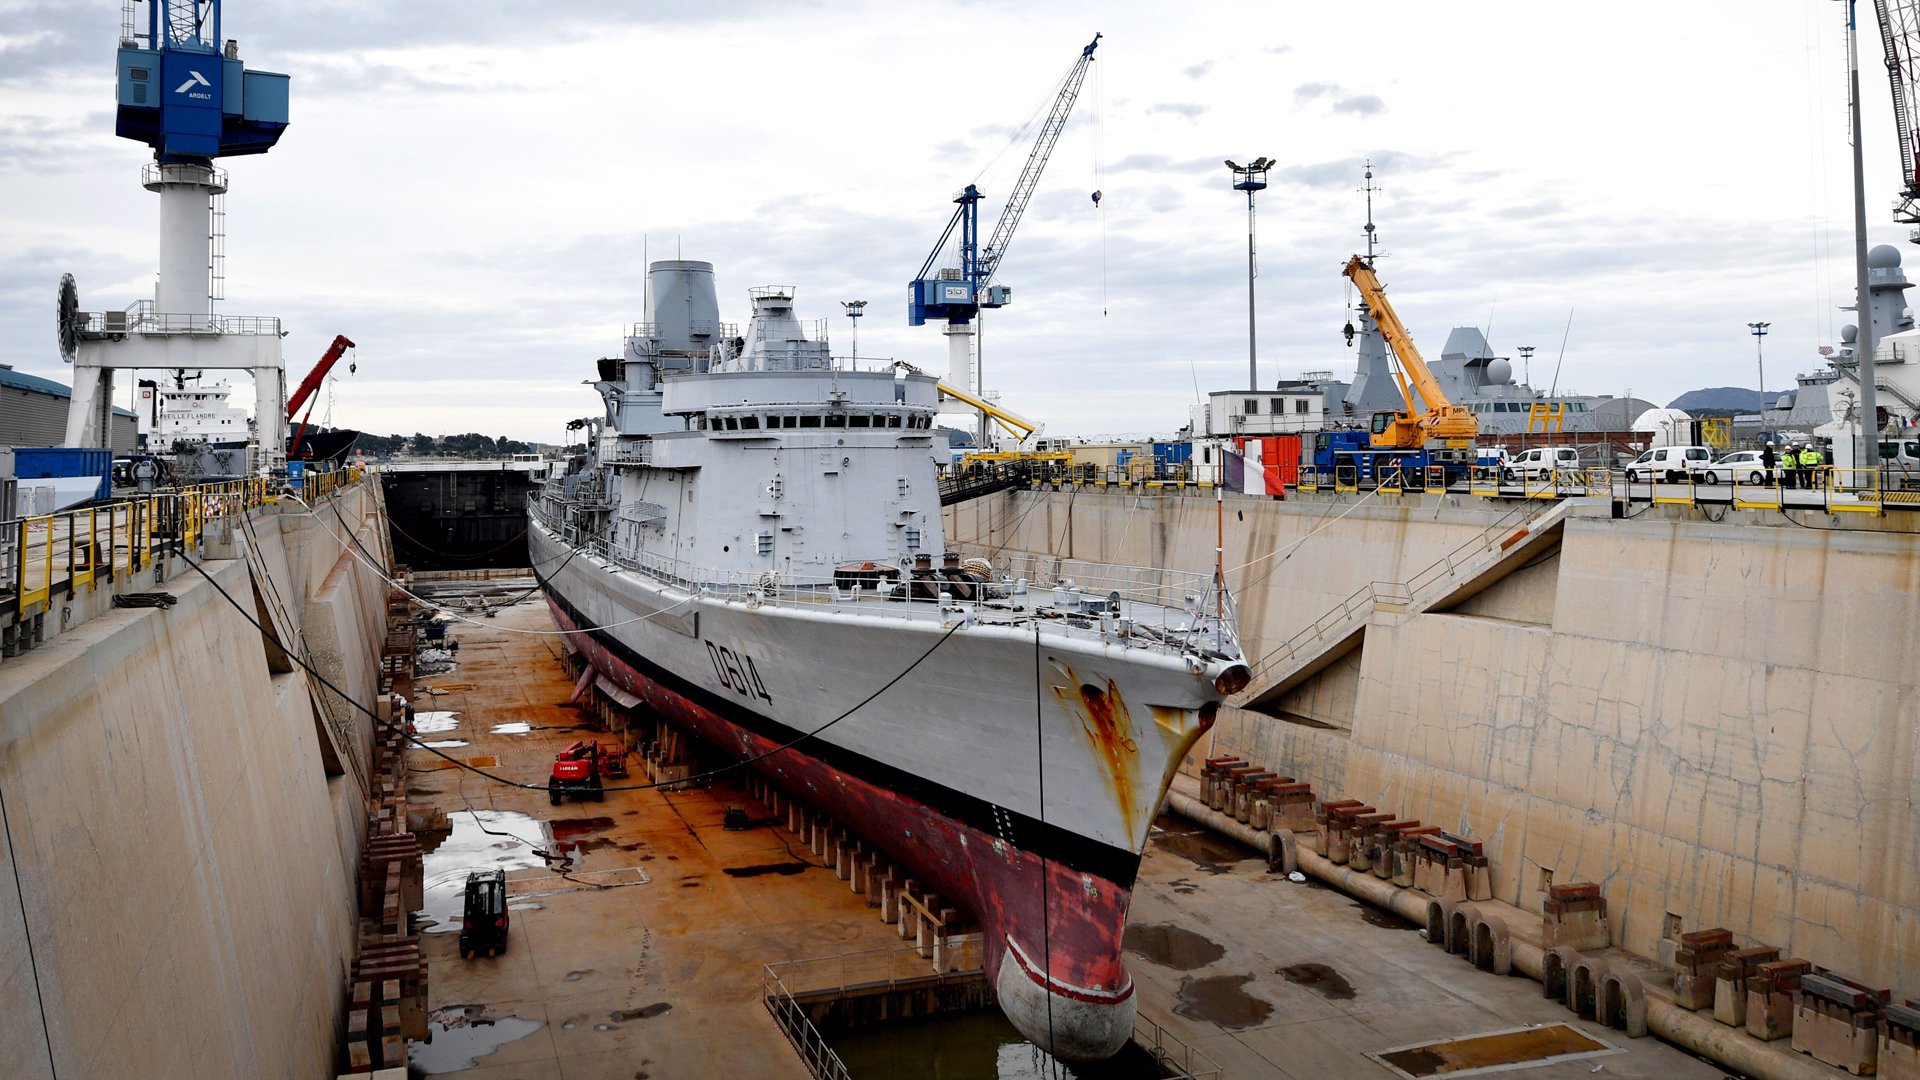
[909, 33, 1100, 445]
[286, 334, 354, 457]
[1874, 0, 1920, 240]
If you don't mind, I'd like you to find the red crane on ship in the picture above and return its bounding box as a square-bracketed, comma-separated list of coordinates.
[286, 334, 355, 459]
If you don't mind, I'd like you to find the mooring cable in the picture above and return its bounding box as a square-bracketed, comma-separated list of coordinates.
[173, 547, 964, 794]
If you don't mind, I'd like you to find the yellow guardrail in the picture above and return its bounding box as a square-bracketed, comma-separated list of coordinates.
[4, 467, 363, 622]
[1823, 468, 1886, 513]
[1297, 466, 1320, 493]
[1333, 464, 1359, 493]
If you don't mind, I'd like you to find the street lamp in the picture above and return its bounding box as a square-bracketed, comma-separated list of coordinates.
[1748, 321, 1771, 436]
[1227, 157, 1273, 391]
[841, 300, 867, 367]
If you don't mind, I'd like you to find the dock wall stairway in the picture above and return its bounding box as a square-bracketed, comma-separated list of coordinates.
[1237, 497, 1574, 714]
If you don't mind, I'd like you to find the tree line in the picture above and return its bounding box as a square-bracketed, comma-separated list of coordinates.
[355, 432, 539, 458]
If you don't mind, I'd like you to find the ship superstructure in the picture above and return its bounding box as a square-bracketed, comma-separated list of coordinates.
[531, 260, 1248, 1060]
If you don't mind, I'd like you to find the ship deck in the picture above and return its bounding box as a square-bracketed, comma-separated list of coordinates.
[531, 510, 1242, 665]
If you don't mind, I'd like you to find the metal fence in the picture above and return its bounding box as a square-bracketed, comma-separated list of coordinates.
[1132, 1011, 1223, 1079]
[2, 467, 363, 625]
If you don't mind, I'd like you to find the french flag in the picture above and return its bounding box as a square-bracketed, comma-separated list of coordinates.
[1224, 447, 1285, 496]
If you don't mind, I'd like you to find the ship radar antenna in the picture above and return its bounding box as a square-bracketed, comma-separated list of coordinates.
[1361, 160, 1381, 266]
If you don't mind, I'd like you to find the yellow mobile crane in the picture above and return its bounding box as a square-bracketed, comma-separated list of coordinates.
[1342, 254, 1480, 452]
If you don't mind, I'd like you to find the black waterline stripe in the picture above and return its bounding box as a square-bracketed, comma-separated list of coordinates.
[543, 582, 1144, 890]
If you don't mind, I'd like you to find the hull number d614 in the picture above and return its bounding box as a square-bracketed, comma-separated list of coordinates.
[706, 641, 773, 704]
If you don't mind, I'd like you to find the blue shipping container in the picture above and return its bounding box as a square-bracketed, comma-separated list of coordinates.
[12, 448, 112, 501]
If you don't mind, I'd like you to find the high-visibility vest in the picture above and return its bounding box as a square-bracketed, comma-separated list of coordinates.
[1804, 449, 1824, 467]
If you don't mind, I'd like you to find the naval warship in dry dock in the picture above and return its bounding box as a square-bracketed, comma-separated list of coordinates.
[530, 259, 1250, 1059]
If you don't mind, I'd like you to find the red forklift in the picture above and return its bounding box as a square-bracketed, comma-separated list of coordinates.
[549, 740, 606, 805]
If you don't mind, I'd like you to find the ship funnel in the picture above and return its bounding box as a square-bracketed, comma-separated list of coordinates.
[645, 260, 721, 354]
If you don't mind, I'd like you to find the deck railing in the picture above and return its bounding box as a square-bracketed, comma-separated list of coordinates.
[531, 495, 1238, 648]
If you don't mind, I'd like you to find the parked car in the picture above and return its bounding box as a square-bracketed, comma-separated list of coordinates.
[1690, 449, 1769, 485]
[1625, 445, 1712, 483]
[1503, 446, 1582, 481]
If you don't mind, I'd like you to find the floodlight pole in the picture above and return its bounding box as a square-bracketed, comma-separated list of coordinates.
[841, 299, 866, 369]
[1748, 321, 1771, 435]
[1228, 158, 1272, 391]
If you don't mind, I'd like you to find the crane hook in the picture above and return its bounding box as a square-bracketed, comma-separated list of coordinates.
[1342, 320, 1355, 347]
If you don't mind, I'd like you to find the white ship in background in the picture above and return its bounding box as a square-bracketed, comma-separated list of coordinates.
[532, 260, 1248, 1060]
[138, 372, 254, 449]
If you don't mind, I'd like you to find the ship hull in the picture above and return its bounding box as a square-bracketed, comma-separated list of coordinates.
[532, 521, 1221, 1059]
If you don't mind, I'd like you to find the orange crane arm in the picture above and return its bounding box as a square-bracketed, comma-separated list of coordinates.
[286, 334, 355, 419]
[1340, 256, 1478, 448]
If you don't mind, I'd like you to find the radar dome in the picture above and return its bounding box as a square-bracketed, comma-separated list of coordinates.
[1842, 324, 1859, 343]
[1484, 359, 1513, 384]
[1870, 244, 1903, 269]
[1632, 406, 1694, 447]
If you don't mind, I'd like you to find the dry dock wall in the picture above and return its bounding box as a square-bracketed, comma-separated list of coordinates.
[949, 489, 1920, 998]
[0, 484, 388, 1080]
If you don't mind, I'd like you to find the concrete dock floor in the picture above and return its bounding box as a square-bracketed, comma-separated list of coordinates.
[404, 578, 1733, 1079]
[1128, 819, 1732, 1079]
[403, 584, 899, 1079]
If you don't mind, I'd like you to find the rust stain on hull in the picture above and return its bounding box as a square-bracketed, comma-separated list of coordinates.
[1052, 668, 1141, 831]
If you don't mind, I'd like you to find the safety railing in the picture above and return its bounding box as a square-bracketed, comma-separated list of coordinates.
[761, 963, 853, 1080]
[531, 498, 1238, 649]
[1244, 497, 1560, 685]
[1133, 1012, 1223, 1079]
[2, 467, 364, 624]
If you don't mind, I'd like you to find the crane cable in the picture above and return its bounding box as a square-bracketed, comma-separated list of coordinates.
[1095, 48, 1108, 317]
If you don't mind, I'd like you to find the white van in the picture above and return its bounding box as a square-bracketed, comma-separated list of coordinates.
[1503, 446, 1582, 481]
[1625, 445, 1712, 483]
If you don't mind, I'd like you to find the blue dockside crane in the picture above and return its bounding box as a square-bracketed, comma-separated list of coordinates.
[114, 0, 289, 164]
[908, 34, 1101, 329]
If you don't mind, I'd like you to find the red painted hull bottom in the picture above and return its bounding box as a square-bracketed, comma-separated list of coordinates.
[549, 599, 1141, 1059]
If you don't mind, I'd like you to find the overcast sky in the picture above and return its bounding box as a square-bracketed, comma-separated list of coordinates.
[2, 0, 1913, 443]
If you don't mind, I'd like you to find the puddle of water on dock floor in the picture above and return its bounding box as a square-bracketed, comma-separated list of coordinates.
[1174, 973, 1273, 1029]
[489, 721, 532, 735]
[412, 711, 460, 734]
[722, 861, 809, 878]
[1278, 962, 1356, 1000]
[832, 1010, 1163, 1079]
[421, 739, 467, 749]
[1149, 813, 1258, 874]
[418, 810, 553, 933]
[549, 816, 616, 840]
[407, 1005, 545, 1075]
[1357, 902, 1421, 931]
[1122, 923, 1225, 970]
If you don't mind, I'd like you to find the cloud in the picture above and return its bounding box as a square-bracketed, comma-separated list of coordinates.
[0, 0, 790, 82]
[1278, 151, 1451, 191]
[1294, 81, 1386, 116]
[1182, 61, 1213, 79]
[1106, 153, 1221, 176]
[1330, 93, 1385, 116]
[1146, 102, 1207, 122]
[0, 112, 115, 170]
